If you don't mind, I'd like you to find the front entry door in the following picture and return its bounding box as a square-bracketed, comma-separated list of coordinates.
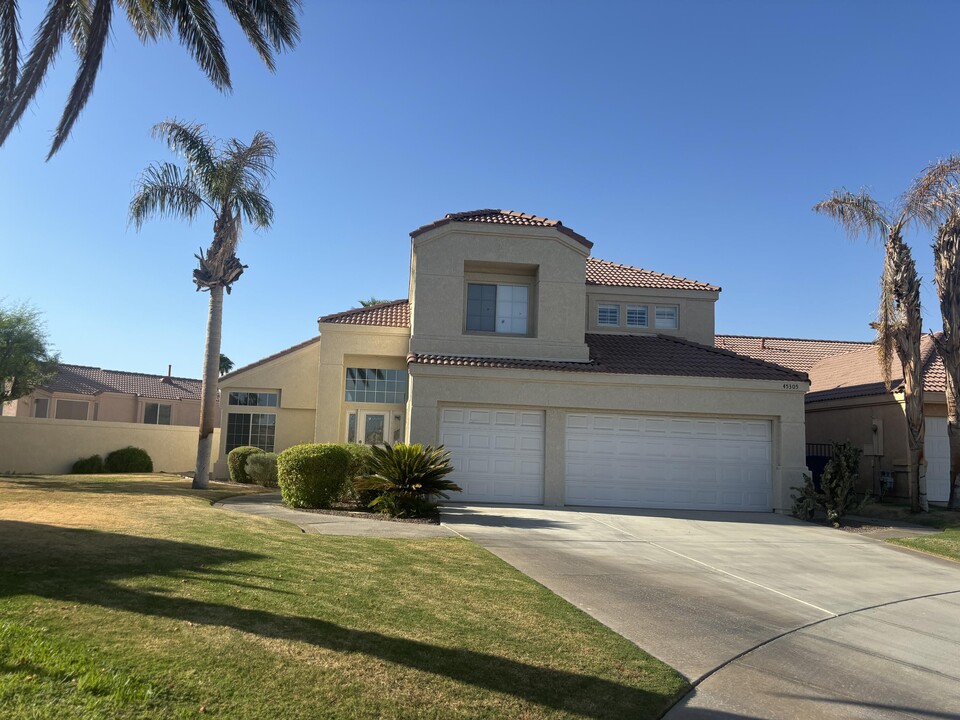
[347, 410, 404, 445]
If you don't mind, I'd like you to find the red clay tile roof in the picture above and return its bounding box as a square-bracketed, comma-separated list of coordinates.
[587, 257, 719, 292]
[410, 209, 593, 249]
[318, 299, 411, 328]
[715, 335, 874, 373]
[220, 336, 321, 381]
[410, 334, 807, 382]
[42, 364, 202, 400]
[806, 334, 945, 402]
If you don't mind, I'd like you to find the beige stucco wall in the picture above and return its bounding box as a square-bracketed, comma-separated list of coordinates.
[7, 390, 204, 427]
[407, 364, 808, 512]
[315, 325, 411, 444]
[805, 394, 948, 501]
[585, 287, 718, 345]
[214, 338, 322, 479]
[0, 416, 219, 474]
[409, 224, 591, 361]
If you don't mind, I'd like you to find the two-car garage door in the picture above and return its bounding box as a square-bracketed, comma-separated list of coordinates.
[440, 406, 773, 511]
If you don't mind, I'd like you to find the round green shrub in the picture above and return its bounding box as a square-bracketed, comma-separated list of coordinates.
[71, 454, 104, 474]
[342, 443, 379, 505]
[245, 452, 279, 488]
[228, 446, 265, 484]
[277, 443, 351, 508]
[104, 446, 153, 473]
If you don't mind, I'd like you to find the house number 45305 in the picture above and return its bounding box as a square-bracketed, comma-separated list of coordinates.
[782, 383, 800, 390]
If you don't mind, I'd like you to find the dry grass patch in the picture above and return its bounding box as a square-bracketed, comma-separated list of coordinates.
[0, 475, 687, 719]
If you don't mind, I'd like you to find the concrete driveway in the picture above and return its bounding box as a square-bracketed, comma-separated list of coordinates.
[441, 505, 960, 719]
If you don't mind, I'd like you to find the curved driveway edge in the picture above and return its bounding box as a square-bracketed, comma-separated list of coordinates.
[440, 504, 960, 719]
[215, 492, 455, 538]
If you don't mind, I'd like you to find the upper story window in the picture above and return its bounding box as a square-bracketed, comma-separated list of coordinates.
[228, 391, 278, 407]
[345, 368, 408, 404]
[466, 283, 528, 334]
[597, 303, 620, 327]
[144, 403, 172, 425]
[626, 304, 648, 327]
[33, 398, 49, 418]
[655, 306, 678, 329]
[55, 399, 88, 420]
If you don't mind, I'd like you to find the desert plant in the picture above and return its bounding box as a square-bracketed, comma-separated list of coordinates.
[104, 446, 153, 473]
[357, 443, 461, 518]
[71, 454, 103, 475]
[245, 452, 279, 488]
[277, 443, 351, 508]
[791, 441, 869, 528]
[228, 446, 265, 484]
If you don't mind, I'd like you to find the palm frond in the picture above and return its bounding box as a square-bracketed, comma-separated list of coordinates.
[903, 155, 960, 227]
[67, 0, 92, 57]
[230, 0, 301, 52]
[169, 0, 230, 91]
[48, 0, 111, 159]
[217, 130, 276, 199]
[0, 0, 72, 146]
[221, 0, 275, 71]
[117, 0, 171, 41]
[813, 189, 891, 242]
[0, 0, 21, 104]
[233, 187, 273, 229]
[129, 162, 208, 228]
[151, 118, 217, 176]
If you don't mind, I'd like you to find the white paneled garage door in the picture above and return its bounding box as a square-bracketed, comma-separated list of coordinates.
[440, 407, 544, 504]
[566, 413, 772, 511]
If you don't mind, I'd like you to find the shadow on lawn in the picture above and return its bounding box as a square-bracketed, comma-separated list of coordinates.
[1, 476, 259, 500]
[0, 520, 677, 718]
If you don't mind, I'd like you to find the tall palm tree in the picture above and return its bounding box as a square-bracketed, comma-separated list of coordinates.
[0, 1, 300, 158]
[905, 155, 960, 510]
[130, 119, 276, 488]
[814, 190, 929, 512]
[219, 353, 234, 376]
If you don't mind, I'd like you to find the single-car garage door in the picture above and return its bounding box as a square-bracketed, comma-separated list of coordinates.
[440, 407, 544, 503]
[565, 413, 772, 511]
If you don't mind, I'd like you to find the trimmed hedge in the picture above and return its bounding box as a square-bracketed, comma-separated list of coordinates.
[277, 443, 351, 508]
[71, 454, 104, 474]
[104, 446, 153, 473]
[342, 443, 378, 505]
[228, 446, 265, 484]
[245, 452, 279, 488]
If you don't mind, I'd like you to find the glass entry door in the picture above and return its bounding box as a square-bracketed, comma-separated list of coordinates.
[361, 412, 385, 445]
[347, 410, 402, 445]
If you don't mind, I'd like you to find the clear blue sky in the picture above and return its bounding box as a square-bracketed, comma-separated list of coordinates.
[2, 1, 957, 377]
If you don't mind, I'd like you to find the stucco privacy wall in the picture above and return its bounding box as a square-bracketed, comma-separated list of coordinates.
[409, 224, 591, 361]
[408, 365, 808, 512]
[215, 338, 322, 478]
[315, 325, 411, 443]
[7, 390, 202, 426]
[585, 287, 717, 346]
[0, 416, 219, 474]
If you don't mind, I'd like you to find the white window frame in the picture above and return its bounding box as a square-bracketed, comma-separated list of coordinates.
[225, 412, 277, 453]
[465, 282, 530, 335]
[143, 402, 172, 425]
[346, 409, 404, 446]
[655, 305, 679, 329]
[33, 398, 49, 418]
[597, 303, 620, 327]
[626, 304, 649, 328]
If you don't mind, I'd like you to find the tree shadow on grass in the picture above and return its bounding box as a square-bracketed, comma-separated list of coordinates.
[0, 520, 681, 718]
[0, 476, 260, 501]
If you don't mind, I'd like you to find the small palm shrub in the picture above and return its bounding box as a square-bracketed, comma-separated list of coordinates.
[228, 446, 265, 484]
[245, 452, 279, 487]
[792, 441, 869, 527]
[71, 454, 104, 474]
[357, 443, 461, 518]
[104, 446, 153, 473]
[277, 443, 352, 508]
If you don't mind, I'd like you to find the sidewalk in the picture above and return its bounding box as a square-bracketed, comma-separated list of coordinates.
[215, 492, 455, 538]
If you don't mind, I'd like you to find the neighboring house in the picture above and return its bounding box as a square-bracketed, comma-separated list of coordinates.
[218, 209, 810, 512]
[720, 334, 955, 505]
[3, 364, 211, 428]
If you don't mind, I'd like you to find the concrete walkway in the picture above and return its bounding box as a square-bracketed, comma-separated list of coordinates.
[442, 504, 960, 720]
[215, 492, 454, 538]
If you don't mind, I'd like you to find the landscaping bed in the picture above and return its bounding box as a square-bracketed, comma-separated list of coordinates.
[0, 473, 687, 719]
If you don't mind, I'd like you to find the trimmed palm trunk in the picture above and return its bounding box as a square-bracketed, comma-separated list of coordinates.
[932, 217, 960, 509]
[194, 285, 223, 489]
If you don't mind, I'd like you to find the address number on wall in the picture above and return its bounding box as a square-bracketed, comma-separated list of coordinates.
[782, 383, 801, 390]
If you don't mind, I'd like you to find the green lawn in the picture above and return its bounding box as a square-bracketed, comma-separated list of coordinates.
[856, 501, 960, 562]
[0, 474, 687, 719]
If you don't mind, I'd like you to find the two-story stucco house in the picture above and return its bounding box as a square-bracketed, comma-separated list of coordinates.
[217, 209, 809, 512]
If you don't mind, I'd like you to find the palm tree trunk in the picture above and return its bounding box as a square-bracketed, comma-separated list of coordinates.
[944, 373, 960, 509]
[902, 376, 927, 513]
[194, 284, 224, 489]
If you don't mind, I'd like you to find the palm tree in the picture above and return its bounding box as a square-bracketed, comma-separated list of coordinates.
[905, 156, 960, 510]
[130, 119, 276, 489]
[814, 190, 929, 512]
[0, 1, 300, 158]
[219, 353, 234, 376]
